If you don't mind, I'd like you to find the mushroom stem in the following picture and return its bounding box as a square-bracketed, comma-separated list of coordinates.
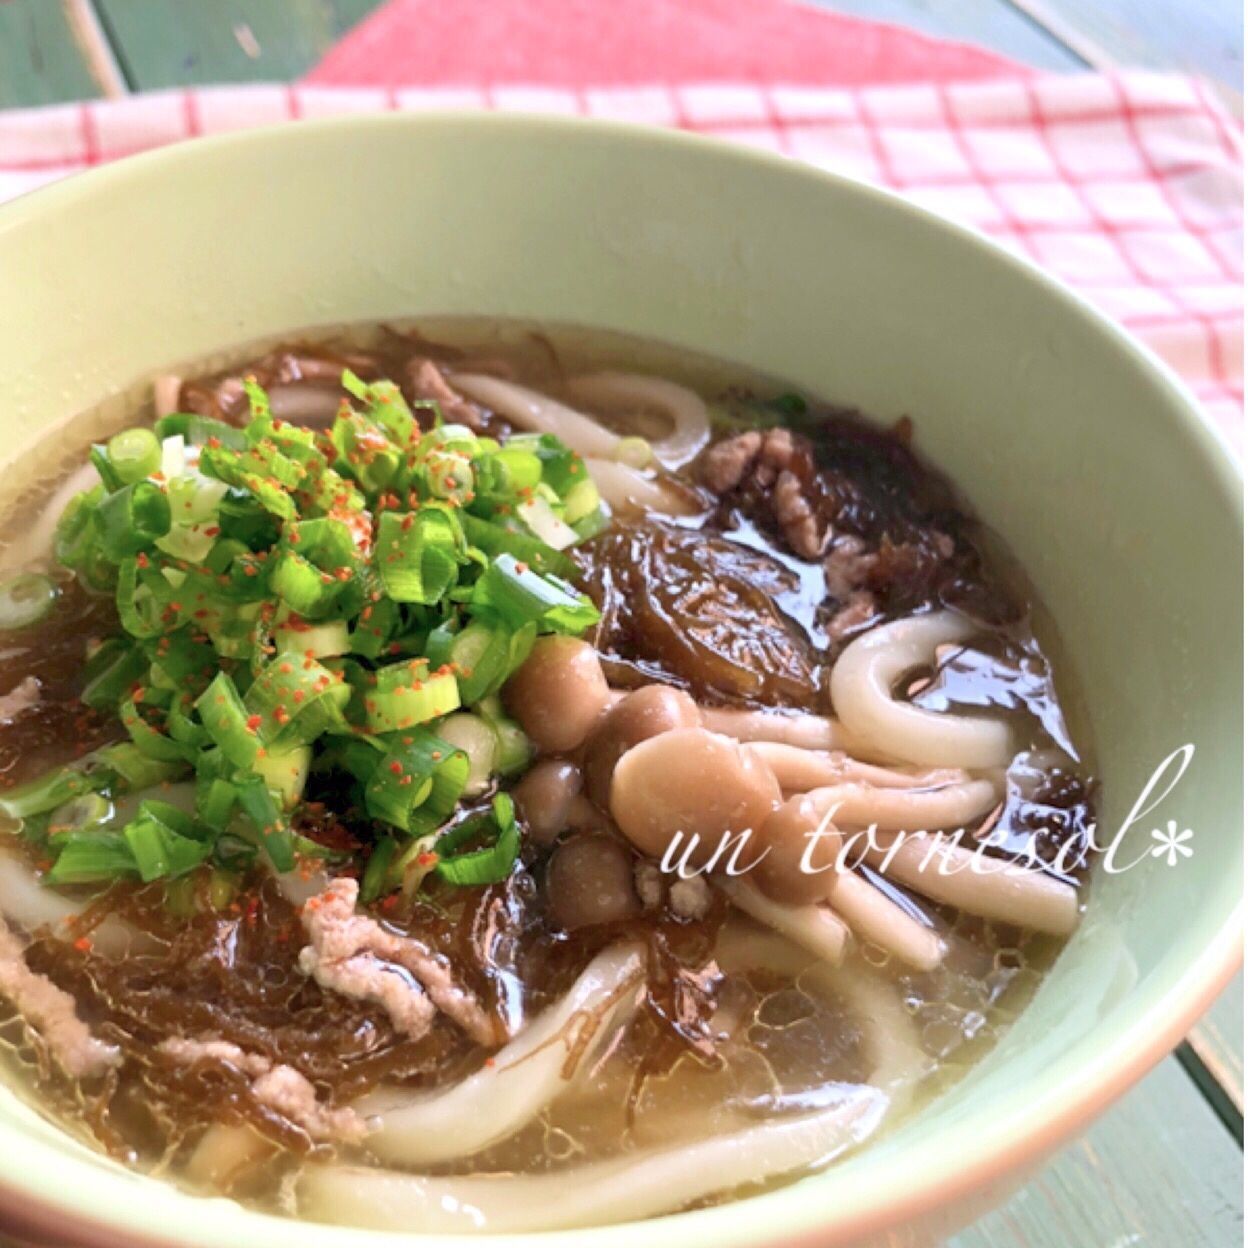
[826, 871, 945, 971]
[861, 833, 1079, 936]
[716, 877, 848, 964]
[697, 706, 859, 753]
[746, 741, 966, 794]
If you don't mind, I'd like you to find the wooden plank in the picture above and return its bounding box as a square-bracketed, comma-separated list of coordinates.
[94, 0, 382, 89]
[1186, 976, 1245, 1122]
[1004, 0, 1243, 87]
[950, 1055, 1244, 1248]
[806, 0, 1085, 72]
[0, 1, 105, 108]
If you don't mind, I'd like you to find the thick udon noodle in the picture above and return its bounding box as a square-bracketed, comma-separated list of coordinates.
[0, 320, 1094, 1232]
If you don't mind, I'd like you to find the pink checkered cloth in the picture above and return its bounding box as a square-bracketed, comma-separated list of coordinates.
[0, 0, 1240, 442]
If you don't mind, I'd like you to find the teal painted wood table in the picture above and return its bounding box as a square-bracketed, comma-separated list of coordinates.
[0, 3, 1241, 1245]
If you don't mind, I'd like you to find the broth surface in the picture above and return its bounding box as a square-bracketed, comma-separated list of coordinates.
[0, 320, 1095, 1227]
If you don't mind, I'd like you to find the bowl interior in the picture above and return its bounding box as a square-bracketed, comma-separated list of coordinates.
[0, 115, 1240, 1248]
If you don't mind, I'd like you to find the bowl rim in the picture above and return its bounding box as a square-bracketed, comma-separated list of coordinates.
[0, 109, 1241, 1248]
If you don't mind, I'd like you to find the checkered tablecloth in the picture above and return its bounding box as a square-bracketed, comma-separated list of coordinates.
[0, 0, 1240, 441]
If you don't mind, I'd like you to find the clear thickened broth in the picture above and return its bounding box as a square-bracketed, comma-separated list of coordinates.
[0, 321, 1095, 1232]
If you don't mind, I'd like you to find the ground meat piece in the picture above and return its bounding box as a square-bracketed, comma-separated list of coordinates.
[700, 430, 828, 562]
[0, 916, 120, 1078]
[822, 534, 875, 599]
[774, 469, 825, 559]
[299, 878, 499, 1047]
[406, 358, 484, 429]
[0, 676, 40, 725]
[158, 1036, 365, 1143]
[826, 590, 879, 643]
[299, 946, 436, 1043]
[755, 426, 801, 487]
[700, 430, 761, 492]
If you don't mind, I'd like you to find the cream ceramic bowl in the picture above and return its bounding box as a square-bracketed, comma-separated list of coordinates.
[0, 114, 1240, 1248]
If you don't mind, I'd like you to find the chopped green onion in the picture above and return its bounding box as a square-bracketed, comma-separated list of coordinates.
[123, 801, 211, 882]
[374, 508, 463, 605]
[244, 651, 350, 749]
[156, 412, 247, 449]
[363, 659, 460, 734]
[476, 697, 532, 777]
[82, 641, 148, 712]
[32, 373, 611, 910]
[254, 745, 311, 808]
[196, 672, 261, 770]
[470, 553, 599, 635]
[121, 697, 190, 763]
[94, 481, 172, 560]
[44, 831, 135, 885]
[434, 794, 519, 886]
[364, 729, 468, 834]
[276, 616, 350, 658]
[449, 619, 535, 705]
[614, 436, 653, 468]
[434, 713, 498, 795]
[360, 835, 399, 903]
[107, 427, 162, 485]
[96, 743, 185, 791]
[460, 513, 576, 579]
[0, 760, 107, 819]
[0, 572, 58, 632]
[47, 794, 113, 838]
[234, 774, 295, 871]
[517, 496, 578, 550]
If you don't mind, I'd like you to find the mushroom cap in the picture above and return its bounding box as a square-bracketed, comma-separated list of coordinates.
[752, 794, 843, 905]
[583, 685, 701, 808]
[546, 834, 641, 930]
[609, 727, 780, 864]
[503, 636, 610, 755]
[513, 759, 584, 847]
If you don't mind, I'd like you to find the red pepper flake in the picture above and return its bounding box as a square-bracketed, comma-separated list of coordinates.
[388, 760, 403, 775]
[245, 714, 263, 733]
[73, 936, 92, 954]
[279, 662, 293, 674]
[136, 551, 150, 569]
